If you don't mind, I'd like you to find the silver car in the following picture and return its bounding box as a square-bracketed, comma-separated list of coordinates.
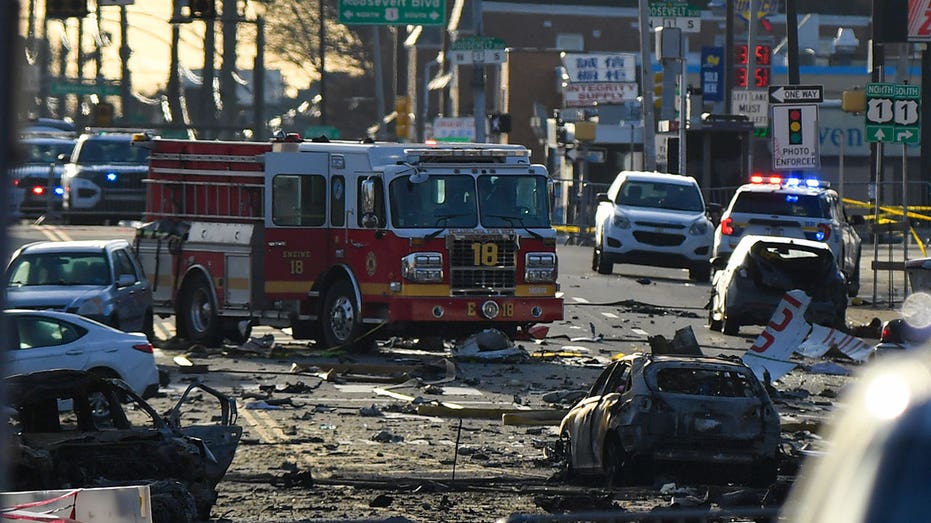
[5, 240, 154, 339]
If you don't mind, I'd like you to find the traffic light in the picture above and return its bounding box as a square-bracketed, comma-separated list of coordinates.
[488, 113, 511, 134]
[395, 96, 410, 141]
[788, 108, 803, 144]
[189, 0, 216, 19]
[46, 0, 88, 19]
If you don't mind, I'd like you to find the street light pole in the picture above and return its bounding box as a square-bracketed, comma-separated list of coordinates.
[638, 0, 656, 170]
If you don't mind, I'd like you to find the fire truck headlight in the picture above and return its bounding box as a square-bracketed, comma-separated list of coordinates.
[401, 252, 444, 283]
[481, 300, 500, 319]
[525, 252, 557, 283]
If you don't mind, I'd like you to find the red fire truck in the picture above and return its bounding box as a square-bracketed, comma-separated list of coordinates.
[134, 135, 563, 349]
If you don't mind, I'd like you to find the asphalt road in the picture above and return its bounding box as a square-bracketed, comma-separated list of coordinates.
[2, 222, 907, 521]
[6, 222, 907, 347]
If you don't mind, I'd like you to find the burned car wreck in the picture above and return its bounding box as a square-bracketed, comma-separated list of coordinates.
[709, 235, 848, 335]
[5, 369, 242, 523]
[558, 353, 780, 486]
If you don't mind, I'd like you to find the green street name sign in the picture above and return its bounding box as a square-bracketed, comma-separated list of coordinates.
[338, 0, 446, 26]
[648, 1, 701, 17]
[50, 81, 120, 97]
[866, 82, 921, 144]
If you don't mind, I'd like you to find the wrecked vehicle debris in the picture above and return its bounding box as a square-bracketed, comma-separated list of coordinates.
[5, 369, 242, 523]
[558, 353, 780, 486]
[709, 236, 848, 335]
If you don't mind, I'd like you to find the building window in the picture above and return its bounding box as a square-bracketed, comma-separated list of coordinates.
[556, 33, 584, 51]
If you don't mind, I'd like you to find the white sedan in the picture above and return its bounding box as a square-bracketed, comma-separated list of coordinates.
[2, 309, 159, 397]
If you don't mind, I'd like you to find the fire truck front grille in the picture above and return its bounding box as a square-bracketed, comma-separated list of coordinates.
[448, 235, 518, 296]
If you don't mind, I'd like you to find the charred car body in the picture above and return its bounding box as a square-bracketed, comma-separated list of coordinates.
[709, 235, 848, 335]
[6, 370, 242, 523]
[558, 353, 780, 485]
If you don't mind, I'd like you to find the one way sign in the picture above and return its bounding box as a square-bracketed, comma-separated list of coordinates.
[768, 85, 823, 104]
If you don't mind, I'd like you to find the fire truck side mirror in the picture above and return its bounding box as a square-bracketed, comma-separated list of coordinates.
[361, 178, 378, 228]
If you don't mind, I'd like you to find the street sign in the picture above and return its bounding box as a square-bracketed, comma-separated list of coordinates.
[561, 53, 637, 83]
[731, 89, 769, 129]
[865, 82, 921, 144]
[700, 47, 725, 102]
[447, 36, 507, 65]
[772, 104, 820, 171]
[768, 84, 823, 104]
[908, 0, 931, 42]
[563, 82, 638, 107]
[49, 81, 120, 97]
[432, 117, 475, 142]
[338, 0, 445, 26]
[648, 1, 701, 33]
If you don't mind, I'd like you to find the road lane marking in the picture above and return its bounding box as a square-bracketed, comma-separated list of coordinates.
[237, 402, 281, 443]
[571, 297, 589, 303]
[631, 328, 649, 336]
[601, 312, 619, 319]
[36, 225, 71, 242]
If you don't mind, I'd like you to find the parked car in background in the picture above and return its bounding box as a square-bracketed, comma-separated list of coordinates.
[782, 349, 931, 522]
[557, 352, 780, 486]
[2, 309, 159, 397]
[593, 171, 715, 281]
[61, 130, 152, 224]
[5, 369, 242, 523]
[709, 235, 848, 335]
[5, 239, 154, 337]
[713, 175, 862, 296]
[10, 135, 76, 219]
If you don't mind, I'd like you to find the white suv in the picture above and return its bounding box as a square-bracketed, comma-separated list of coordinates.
[592, 171, 715, 281]
[712, 176, 863, 296]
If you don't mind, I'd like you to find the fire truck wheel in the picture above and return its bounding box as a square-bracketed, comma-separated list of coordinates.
[180, 275, 220, 347]
[321, 280, 364, 349]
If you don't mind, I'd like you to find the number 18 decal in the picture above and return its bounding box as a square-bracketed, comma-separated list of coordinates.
[471, 242, 499, 266]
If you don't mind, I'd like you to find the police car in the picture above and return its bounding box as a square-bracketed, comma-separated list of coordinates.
[712, 175, 863, 296]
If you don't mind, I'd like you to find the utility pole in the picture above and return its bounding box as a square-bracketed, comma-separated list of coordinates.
[94, 6, 103, 81]
[221, 0, 238, 138]
[319, 0, 327, 125]
[168, 0, 184, 126]
[785, 0, 799, 84]
[471, 0, 485, 143]
[638, 0, 656, 170]
[119, 6, 131, 122]
[253, 15, 265, 140]
[373, 26, 387, 140]
[202, 15, 216, 137]
[39, 15, 51, 117]
[724, 0, 734, 114]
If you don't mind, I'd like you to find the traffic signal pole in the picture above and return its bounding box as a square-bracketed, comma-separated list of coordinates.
[638, 0, 656, 170]
[472, 0, 486, 143]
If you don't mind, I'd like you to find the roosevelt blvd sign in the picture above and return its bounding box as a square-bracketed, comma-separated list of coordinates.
[865, 83, 921, 144]
[338, 0, 446, 25]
